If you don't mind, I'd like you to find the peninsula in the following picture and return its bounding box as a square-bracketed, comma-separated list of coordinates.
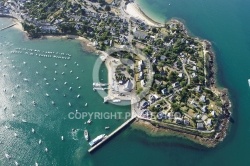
[0, 0, 231, 147]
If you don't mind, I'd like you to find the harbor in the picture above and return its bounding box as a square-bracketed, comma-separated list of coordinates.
[0, 25, 131, 165]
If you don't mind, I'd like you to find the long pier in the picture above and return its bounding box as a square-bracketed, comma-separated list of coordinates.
[0, 23, 16, 31]
[88, 116, 136, 153]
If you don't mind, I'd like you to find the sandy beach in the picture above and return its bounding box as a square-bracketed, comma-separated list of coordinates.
[12, 19, 23, 31]
[125, 3, 163, 27]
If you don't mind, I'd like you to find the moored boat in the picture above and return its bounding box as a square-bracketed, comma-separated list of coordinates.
[84, 129, 89, 141]
[87, 119, 92, 124]
[5, 153, 11, 159]
[14, 161, 19, 166]
[89, 134, 105, 146]
[38, 139, 42, 144]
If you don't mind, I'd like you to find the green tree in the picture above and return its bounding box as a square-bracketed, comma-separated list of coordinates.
[104, 5, 111, 11]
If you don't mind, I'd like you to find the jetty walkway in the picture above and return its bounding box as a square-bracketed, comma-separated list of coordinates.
[0, 23, 16, 31]
[88, 116, 136, 153]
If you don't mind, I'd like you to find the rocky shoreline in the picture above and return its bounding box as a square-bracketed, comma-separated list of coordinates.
[132, 35, 232, 148]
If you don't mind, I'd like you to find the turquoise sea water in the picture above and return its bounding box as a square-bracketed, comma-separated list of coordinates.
[1, 0, 250, 165]
[0, 19, 130, 166]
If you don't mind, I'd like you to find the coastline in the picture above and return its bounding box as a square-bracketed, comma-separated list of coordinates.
[125, 2, 163, 27]
[132, 119, 219, 148]
[2, 1, 232, 148]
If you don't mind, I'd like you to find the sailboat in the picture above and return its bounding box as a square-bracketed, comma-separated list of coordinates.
[5, 153, 11, 159]
[14, 161, 19, 166]
[38, 139, 42, 144]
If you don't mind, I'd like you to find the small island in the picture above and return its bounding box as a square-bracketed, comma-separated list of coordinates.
[0, 0, 231, 147]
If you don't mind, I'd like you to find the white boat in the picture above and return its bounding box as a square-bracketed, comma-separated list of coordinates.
[61, 136, 64, 141]
[76, 77, 79, 80]
[85, 103, 88, 107]
[64, 64, 67, 66]
[21, 119, 27, 123]
[62, 72, 64, 75]
[70, 70, 73, 73]
[38, 139, 42, 144]
[77, 94, 80, 98]
[55, 63, 57, 66]
[64, 82, 67, 85]
[78, 86, 81, 89]
[84, 129, 89, 141]
[112, 99, 121, 103]
[69, 87, 72, 90]
[14, 133, 18, 137]
[54, 78, 56, 81]
[44, 66, 47, 69]
[32, 101, 36, 105]
[55, 71, 57, 74]
[248, 79, 250, 87]
[55, 88, 58, 91]
[51, 101, 55, 105]
[93, 82, 109, 87]
[32, 128, 35, 133]
[68, 102, 71, 107]
[89, 134, 105, 146]
[46, 93, 49, 96]
[87, 119, 92, 124]
[14, 161, 19, 166]
[35, 162, 39, 166]
[105, 126, 110, 130]
[45, 148, 48, 152]
[5, 153, 11, 159]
